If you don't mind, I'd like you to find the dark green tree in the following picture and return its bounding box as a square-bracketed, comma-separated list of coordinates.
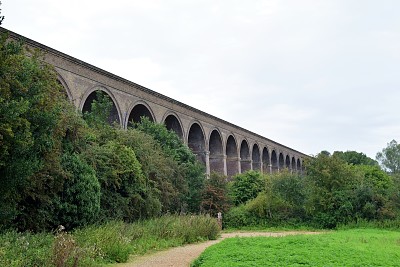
[0, 35, 73, 229]
[134, 117, 205, 213]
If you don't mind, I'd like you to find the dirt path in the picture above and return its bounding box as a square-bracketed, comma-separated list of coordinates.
[113, 231, 321, 267]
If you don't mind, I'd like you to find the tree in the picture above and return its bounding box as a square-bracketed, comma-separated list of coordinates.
[0, 35, 73, 229]
[333, 150, 378, 166]
[229, 171, 264, 206]
[376, 140, 400, 174]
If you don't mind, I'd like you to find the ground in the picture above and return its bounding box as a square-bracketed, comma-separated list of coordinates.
[113, 231, 320, 267]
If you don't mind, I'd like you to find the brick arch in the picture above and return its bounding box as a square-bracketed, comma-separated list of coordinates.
[291, 156, 296, 170]
[126, 101, 155, 127]
[262, 147, 270, 174]
[56, 73, 72, 101]
[240, 139, 251, 173]
[187, 121, 206, 165]
[226, 134, 239, 178]
[252, 143, 261, 171]
[278, 152, 285, 170]
[162, 111, 184, 139]
[271, 150, 278, 172]
[80, 86, 122, 125]
[209, 129, 224, 174]
[297, 158, 301, 171]
[285, 154, 291, 169]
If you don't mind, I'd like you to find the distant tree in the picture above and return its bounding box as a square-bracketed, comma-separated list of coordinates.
[376, 140, 400, 174]
[333, 150, 378, 166]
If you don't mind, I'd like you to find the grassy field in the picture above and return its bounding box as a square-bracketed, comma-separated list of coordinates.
[192, 229, 400, 266]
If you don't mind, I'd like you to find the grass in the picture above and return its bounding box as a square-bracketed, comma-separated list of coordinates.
[0, 215, 220, 267]
[191, 228, 400, 267]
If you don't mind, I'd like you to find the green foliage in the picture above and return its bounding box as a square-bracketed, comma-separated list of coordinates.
[333, 150, 378, 166]
[376, 139, 400, 174]
[134, 117, 205, 213]
[0, 231, 53, 267]
[200, 172, 231, 217]
[0, 34, 84, 230]
[192, 229, 400, 267]
[58, 152, 101, 230]
[83, 90, 115, 127]
[225, 171, 307, 228]
[229, 170, 264, 206]
[0, 215, 220, 266]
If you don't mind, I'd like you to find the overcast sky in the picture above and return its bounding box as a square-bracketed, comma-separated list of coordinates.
[3, 0, 400, 158]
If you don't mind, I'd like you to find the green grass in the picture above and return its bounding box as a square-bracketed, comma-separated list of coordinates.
[0, 215, 220, 267]
[192, 229, 400, 267]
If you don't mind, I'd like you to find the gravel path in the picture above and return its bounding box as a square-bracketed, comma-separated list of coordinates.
[113, 231, 321, 267]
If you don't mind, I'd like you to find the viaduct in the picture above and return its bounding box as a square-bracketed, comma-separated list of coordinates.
[2, 27, 308, 177]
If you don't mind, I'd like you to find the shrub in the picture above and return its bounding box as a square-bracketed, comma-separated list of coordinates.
[200, 172, 231, 217]
[229, 171, 264, 206]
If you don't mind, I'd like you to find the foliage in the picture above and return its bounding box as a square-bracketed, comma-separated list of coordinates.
[200, 172, 231, 217]
[57, 152, 101, 230]
[134, 117, 205, 213]
[0, 230, 53, 267]
[229, 171, 264, 206]
[192, 229, 400, 267]
[225, 170, 307, 228]
[333, 150, 378, 166]
[0, 34, 84, 230]
[376, 139, 400, 174]
[0, 215, 220, 266]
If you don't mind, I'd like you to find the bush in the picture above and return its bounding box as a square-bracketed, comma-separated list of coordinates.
[229, 171, 264, 206]
[200, 172, 231, 217]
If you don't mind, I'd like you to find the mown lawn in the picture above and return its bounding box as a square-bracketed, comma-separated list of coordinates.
[192, 229, 400, 266]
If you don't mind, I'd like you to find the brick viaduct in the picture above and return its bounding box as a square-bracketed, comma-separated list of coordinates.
[3, 28, 308, 177]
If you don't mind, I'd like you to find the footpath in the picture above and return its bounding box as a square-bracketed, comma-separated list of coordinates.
[114, 231, 320, 267]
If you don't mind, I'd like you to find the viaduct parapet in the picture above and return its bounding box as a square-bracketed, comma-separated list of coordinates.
[2, 27, 309, 177]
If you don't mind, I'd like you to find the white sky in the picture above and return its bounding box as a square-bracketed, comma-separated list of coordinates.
[3, 0, 400, 158]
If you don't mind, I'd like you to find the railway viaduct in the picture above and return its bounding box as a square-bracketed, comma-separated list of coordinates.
[3, 28, 308, 177]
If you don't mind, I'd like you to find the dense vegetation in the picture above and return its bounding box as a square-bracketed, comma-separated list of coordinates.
[0, 215, 219, 266]
[0, 34, 206, 232]
[192, 229, 400, 266]
[224, 150, 400, 229]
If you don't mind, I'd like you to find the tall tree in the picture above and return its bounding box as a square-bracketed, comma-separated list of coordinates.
[376, 140, 400, 174]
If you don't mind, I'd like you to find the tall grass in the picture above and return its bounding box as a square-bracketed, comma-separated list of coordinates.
[0, 215, 220, 267]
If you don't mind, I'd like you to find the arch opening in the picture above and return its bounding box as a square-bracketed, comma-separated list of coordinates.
[271, 150, 278, 172]
[278, 153, 284, 170]
[188, 123, 206, 165]
[226, 135, 239, 178]
[127, 104, 154, 127]
[297, 158, 301, 172]
[164, 114, 183, 139]
[209, 130, 224, 174]
[291, 157, 296, 171]
[285, 155, 291, 169]
[262, 147, 270, 174]
[82, 90, 120, 124]
[240, 140, 251, 173]
[252, 144, 261, 171]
